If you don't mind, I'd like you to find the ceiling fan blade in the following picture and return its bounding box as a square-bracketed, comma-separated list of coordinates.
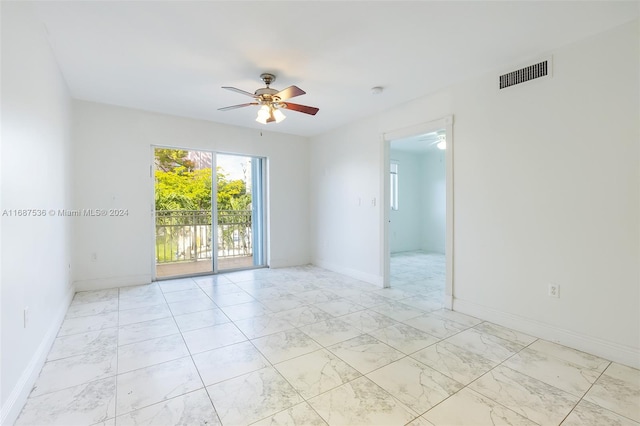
[275, 85, 306, 101]
[282, 102, 319, 115]
[222, 86, 258, 98]
[218, 103, 258, 111]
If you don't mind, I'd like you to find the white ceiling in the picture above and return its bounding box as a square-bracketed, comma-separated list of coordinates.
[31, 1, 638, 137]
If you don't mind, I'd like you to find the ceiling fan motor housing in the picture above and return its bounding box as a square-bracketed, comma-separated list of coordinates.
[219, 73, 319, 117]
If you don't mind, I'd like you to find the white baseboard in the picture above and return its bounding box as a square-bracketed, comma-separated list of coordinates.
[454, 298, 640, 369]
[74, 274, 151, 291]
[313, 260, 383, 287]
[0, 285, 74, 426]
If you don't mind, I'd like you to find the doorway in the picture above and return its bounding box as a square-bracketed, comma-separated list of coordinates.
[153, 148, 266, 279]
[382, 116, 454, 309]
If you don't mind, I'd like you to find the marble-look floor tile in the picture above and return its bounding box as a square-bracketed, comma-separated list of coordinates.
[444, 328, 524, 363]
[273, 305, 335, 328]
[339, 290, 392, 308]
[234, 314, 295, 339]
[584, 362, 640, 422]
[527, 339, 610, 372]
[308, 376, 417, 426]
[32, 347, 117, 397]
[469, 365, 579, 425]
[260, 294, 305, 312]
[48, 328, 118, 361]
[295, 289, 342, 304]
[117, 334, 189, 373]
[422, 387, 537, 426]
[279, 281, 321, 294]
[208, 289, 257, 307]
[403, 313, 467, 339]
[173, 308, 230, 332]
[400, 297, 443, 313]
[429, 309, 483, 328]
[503, 346, 602, 396]
[252, 402, 328, 426]
[370, 287, 416, 301]
[58, 311, 118, 337]
[118, 293, 166, 311]
[118, 283, 162, 299]
[167, 297, 217, 316]
[253, 329, 322, 364]
[115, 389, 220, 426]
[472, 322, 537, 346]
[406, 416, 436, 426]
[299, 318, 364, 347]
[16, 377, 116, 426]
[118, 317, 179, 346]
[313, 298, 366, 317]
[220, 301, 270, 321]
[192, 341, 269, 385]
[241, 286, 293, 300]
[199, 282, 246, 298]
[235, 279, 279, 293]
[194, 274, 232, 286]
[275, 349, 361, 399]
[182, 321, 247, 354]
[369, 300, 426, 322]
[71, 289, 119, 305]
[562, 399, 640, 426]
[65, 299, 118, 319]
[367, 357, 463, 415]
[91, 417, 115, 426]
[161, 288, 209, 304]
[118, 304, 172, 326]
[327, 334, 404, 375]
[207, 366, 303, 425]
[411, 340, 497, 385]
[158, 279, 198, 293]
[116, 357, 203, 415]
[338, 310, 398, 333]
[368, 323, 439, 355]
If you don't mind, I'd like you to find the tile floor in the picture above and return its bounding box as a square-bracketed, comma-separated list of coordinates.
[15, 252, 640, 425]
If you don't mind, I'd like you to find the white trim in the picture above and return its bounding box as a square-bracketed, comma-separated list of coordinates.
[150, 146, 158, 281]
[212, 153, 219, 273]
[0, 286, 74, 426]
[454, 298, 640, 369]
[314, 260, 384, 287]
[381, 115, 454, 307]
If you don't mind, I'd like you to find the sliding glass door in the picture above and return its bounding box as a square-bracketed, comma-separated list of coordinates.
[154, 148, 266, 279]
[214, 153, 266, 272]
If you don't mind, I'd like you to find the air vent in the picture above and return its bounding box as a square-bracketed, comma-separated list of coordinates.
[499, 58, 551, 89]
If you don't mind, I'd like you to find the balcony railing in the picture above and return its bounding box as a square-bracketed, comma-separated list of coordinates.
[155, 209, 252, 264]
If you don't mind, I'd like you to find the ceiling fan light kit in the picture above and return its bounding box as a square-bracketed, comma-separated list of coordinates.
[219, 73, 319, 124]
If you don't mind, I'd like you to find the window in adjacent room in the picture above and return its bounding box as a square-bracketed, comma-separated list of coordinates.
[390, 161, 399, 210]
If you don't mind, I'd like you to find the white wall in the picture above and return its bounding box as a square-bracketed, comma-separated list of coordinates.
[1, 3, 74, 423]
[72, 101, 310, 290]
[310, 20, 639, 367]
[421, 149, 446, 254]
[389, 148, 446, 255]
[389, 150, 423, 253]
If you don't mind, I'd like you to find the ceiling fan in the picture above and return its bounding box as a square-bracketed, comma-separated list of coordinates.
[218, 73, 319, 124]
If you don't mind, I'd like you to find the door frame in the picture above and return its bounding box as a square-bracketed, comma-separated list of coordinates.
[381, 115, 454, 309]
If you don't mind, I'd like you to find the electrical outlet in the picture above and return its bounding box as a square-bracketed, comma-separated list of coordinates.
[23, 307, 29, 328]
[548, 284, 560, 298]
